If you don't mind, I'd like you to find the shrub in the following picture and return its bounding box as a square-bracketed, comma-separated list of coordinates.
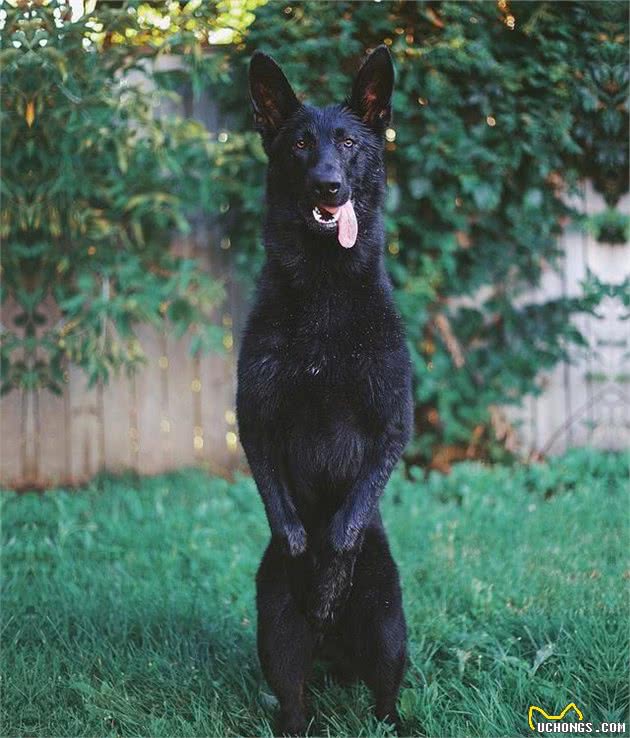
[0, 1, 229, 392]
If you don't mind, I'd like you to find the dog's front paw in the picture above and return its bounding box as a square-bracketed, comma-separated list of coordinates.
[329, 514, 360, 554]
[284, 522, 307, 557]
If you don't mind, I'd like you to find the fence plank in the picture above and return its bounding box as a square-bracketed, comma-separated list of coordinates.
[165, 332, 197, 470]
[67, 366, 102, 483]
[135, 325, 172, 475]
[36, 387, 69, 487]
[562, 216, 591, 449]
[0, 390, 23, 486]
[201, 342, 235, 474]
[102, 372, 134, 474]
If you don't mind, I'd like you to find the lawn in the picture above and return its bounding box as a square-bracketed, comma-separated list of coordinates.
[2, 449, 628, 738]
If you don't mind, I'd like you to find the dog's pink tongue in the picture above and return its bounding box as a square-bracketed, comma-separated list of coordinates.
[321, 201, 358, 249]
[336, 200, 357, 249]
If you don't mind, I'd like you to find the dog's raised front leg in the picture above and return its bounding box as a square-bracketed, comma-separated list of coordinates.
[329, 421, 408, 555]
[240, 431, 306, 557]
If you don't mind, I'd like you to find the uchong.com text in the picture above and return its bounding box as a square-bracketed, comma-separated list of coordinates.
[535, 723, 626, 734]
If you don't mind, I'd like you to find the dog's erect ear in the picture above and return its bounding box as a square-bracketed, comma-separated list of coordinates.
[350, 45, 394, 130]
[249, 52, 300, 138]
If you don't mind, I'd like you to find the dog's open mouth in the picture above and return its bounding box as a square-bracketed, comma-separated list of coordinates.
[311, 201, 358, 249]
[312, 205, 340, 225]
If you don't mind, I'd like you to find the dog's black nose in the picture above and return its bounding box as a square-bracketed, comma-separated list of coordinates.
[314, 181, 340, 197]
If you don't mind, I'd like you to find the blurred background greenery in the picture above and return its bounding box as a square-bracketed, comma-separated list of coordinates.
[1, 0, 628, 473]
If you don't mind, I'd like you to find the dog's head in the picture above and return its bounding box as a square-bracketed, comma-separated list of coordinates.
[249, 47, 394, 250]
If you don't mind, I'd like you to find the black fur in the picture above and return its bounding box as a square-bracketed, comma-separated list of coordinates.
[237, 46, 412, 735]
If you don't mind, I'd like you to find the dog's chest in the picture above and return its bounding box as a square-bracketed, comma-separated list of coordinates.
[249, 314, 371, 408]
[241, 280, 399, 428]
[281, 335, 370, 399]
[285, 299, 377, 385]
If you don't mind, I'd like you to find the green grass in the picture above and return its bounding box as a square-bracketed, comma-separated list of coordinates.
[2, 449, 628, 737]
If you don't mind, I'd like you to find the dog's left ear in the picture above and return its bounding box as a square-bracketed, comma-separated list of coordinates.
[249, 51, 300, 139]
[350, 45, 395, 131]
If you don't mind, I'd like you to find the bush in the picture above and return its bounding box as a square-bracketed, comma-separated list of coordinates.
[0, 1, 228, 392]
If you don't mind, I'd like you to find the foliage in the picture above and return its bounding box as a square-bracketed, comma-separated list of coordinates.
[190, 0, 628, 462]
[2, 1, 627, 463]
[0, 0, 239, 392]
[2, 449, 628, 736]
[586, 207, 629, 245]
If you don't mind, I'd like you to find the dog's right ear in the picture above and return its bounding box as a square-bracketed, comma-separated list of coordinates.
[350, 45, 394, 131]
[249, 52, 300, 140]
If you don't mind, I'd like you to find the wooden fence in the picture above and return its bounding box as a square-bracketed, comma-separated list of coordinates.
[506, 185, 630, 456]
[0, 228, 249, 488]
[1, 72, 249, 489]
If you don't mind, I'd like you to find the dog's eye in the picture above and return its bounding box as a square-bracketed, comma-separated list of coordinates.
[344, 138, 354, 148]
[295, 139, 306, 150]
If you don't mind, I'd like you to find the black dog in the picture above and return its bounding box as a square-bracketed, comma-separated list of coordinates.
[236, 46, 412, 735]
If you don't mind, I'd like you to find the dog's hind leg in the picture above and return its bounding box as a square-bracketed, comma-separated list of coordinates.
[256, 541, 314, 736]
[341, 523, 407, 727]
